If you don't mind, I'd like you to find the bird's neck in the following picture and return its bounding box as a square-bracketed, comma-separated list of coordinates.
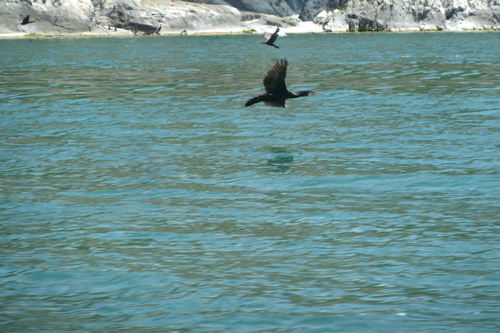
[291, 90, 313, 98]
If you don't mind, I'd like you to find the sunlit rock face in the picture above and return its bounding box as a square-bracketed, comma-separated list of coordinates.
[0, 0, 246, 35]
[0, 0, 499, 35]
[191, 0, 500, 31]
[312, 0, 500, 32]
[92, 0, 246, 34]
[0, 0, 95, 34]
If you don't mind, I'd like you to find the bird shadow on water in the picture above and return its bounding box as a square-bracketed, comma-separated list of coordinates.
[266, 147, 295, 173]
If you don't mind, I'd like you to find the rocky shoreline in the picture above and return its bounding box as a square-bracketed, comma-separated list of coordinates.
[1, 0, 499, 38]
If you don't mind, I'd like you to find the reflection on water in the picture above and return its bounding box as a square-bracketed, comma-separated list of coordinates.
[267, 147, 295, 172]
[1, 33, 500, 332]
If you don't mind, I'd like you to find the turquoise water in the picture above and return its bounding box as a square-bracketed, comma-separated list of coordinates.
[1, 32, 499, 332]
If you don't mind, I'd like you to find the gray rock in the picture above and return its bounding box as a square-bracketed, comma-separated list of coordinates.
[1, 0, 499, 35]
[0, 0, 94, 34]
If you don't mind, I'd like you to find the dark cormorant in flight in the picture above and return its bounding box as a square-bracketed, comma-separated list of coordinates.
[261, 27, 280, 48]
[245, 59, 315, 107]
[21, 15, 35, 25]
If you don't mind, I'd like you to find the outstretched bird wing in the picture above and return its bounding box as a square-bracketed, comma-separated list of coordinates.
[266, 27, 280, 44]
[21, 15, 30, 25]
[263, 59, 288, 94]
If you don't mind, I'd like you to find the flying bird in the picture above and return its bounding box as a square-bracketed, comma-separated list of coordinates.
[261, 27, 280, 48]
[245, 59, 315, 107]
[21, 15, 35, 25]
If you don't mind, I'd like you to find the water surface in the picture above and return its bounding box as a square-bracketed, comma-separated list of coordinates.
[1, 32, 500, 332]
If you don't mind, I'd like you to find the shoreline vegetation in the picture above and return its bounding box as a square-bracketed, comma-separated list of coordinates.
[1, 31, 498, 40]
[1, 24, 499, 39]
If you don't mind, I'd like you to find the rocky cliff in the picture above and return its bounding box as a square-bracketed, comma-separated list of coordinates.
[1, 0, 499, 36]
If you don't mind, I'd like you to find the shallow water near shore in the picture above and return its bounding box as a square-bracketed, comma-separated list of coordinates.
[1, 32, 500, 332]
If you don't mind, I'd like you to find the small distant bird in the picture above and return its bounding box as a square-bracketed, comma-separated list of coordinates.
[21, 15, 35, 25]
[245, 59, 315, 107]
[261, 27, 280, 48]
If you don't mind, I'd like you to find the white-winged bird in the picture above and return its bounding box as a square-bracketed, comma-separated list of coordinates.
[245, 59, 315, 107]
[21, 15, 35, 25]
[261, 27, 280, 48]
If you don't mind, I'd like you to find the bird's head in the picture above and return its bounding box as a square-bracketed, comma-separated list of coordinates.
[296, 90, 316, 97]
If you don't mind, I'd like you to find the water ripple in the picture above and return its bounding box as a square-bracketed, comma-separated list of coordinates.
[1, 33, 500, 332]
